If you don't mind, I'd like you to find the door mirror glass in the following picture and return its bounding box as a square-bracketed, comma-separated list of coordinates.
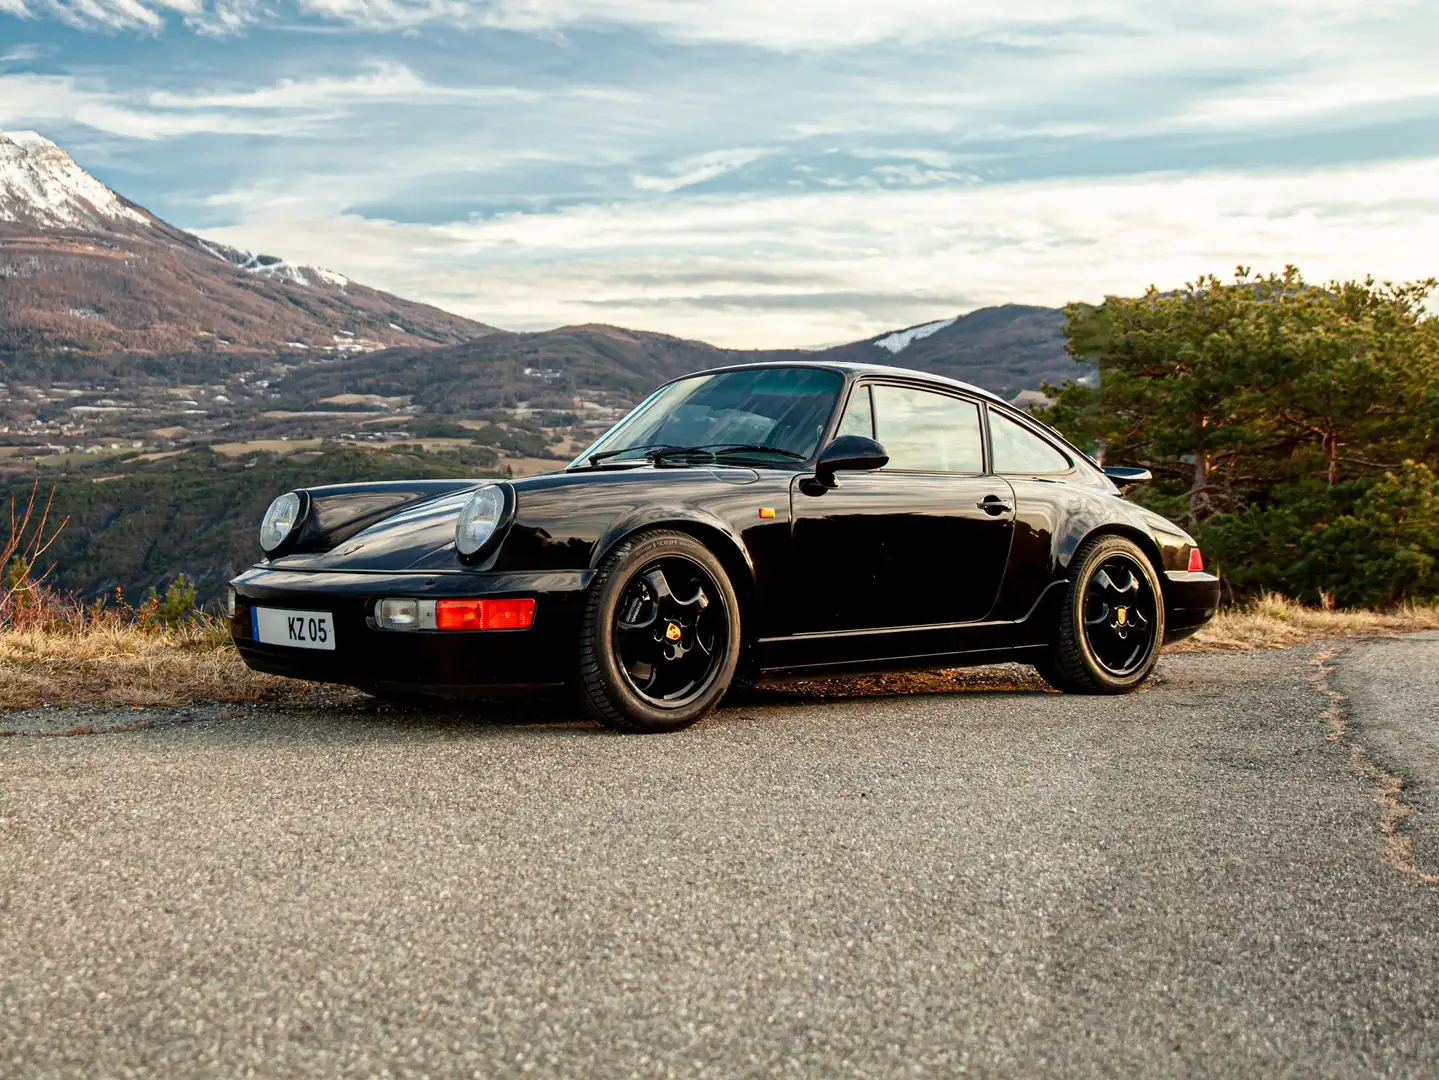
[814, 435, 889, 488]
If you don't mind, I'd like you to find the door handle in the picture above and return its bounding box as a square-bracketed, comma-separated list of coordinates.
[977, 495, 1013, 515]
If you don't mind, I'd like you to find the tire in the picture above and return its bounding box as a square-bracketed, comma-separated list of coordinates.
[577, 529, 742, 733]
[1030, 653, 1066, 690]
[1040, 533, 1165, 694]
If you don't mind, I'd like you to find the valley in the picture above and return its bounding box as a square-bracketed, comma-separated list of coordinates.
[0, 127, 1088, 603]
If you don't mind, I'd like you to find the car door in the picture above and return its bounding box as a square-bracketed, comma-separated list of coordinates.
[788, 381, 1016, 634]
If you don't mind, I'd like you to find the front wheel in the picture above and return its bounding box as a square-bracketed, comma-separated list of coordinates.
[576, 530, 741, 733]
[1036, 533, 1165, 694]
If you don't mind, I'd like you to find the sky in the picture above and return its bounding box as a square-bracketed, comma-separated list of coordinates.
[1, 1, 1437, 347]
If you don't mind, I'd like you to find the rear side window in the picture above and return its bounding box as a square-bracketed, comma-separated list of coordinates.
[871, 385, 984, 473]
[989, 410, 1072, 474]
[836, 385, 874, 439]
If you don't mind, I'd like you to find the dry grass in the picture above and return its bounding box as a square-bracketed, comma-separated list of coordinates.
[1171, 593, 1439, 652]
[3, 478, 1436, 717]
[5, 594, 1438, 714]
[0, 623, 351, 711]
[209, 438, 324, 455]
[0, 482, 355, 712]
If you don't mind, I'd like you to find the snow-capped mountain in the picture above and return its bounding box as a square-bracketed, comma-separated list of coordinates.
[0, 130, 151, 231]
[810, 305, 1077, 396]
[0, 130, 493, 353]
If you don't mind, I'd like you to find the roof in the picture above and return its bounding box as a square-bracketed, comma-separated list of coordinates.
[685, 359, 1006, 403]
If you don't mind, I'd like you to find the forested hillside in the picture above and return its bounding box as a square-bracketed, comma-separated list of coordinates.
[6, 445, 507, 604]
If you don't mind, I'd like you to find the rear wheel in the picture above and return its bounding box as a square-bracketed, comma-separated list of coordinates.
[1036, 534, 1165, 694]
[577, 530, 741, 733]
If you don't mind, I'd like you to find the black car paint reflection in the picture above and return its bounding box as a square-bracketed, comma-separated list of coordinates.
[230, 362, 1220, 695]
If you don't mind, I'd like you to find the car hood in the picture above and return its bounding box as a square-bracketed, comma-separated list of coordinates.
[262, 465, 770, 574]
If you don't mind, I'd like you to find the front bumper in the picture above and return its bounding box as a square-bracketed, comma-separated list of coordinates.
[1162, 570, 1222, 643]
[230, 567, 593, 693]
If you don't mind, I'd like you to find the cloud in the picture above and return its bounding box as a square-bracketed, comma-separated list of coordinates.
[194, 157, 1439, 347]
[144, 61, 541, 109]
[6, 0, 1435, 351]
[0, 44, 42, 61]
[0, 63, 627, 142]
[2, 0, 1138, 41]
[10, 0, 1417, 52]
[632, 148, 765, 193]
[0, 72, 337, 138]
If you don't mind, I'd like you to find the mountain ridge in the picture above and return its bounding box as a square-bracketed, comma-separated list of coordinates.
[0, 128, 498, 355]
[1, 130, 1084, 399]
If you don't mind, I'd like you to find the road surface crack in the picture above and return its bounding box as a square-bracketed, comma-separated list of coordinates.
[1312, 646, 1439, 886]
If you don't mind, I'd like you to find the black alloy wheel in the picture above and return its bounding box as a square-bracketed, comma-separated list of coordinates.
[1036, 533, 1165, 694]
[577, 530, 741, 732]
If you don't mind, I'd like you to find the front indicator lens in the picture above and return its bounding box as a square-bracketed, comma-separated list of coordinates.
[223, 587, 237, 619]
[379, 598, 420, 628]
[435, 598, 536, 631]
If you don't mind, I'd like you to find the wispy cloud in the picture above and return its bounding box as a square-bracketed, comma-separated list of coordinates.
[196, 158, 1439, 346]
[1, 0, 1141, 42]
[3, 0, 1436, 344]
[10, 0, 1416, 49]
[0, 62, 631, 140]
[632, 149, 765, 193]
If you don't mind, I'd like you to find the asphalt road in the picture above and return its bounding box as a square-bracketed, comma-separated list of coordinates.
[2, 644, 1437, 1078]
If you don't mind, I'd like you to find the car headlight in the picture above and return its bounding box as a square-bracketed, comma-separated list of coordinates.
[456, 483, 508, 557]
[259, 491, 303, 553]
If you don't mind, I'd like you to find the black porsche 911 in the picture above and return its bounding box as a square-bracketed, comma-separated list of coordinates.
[228, 362, 1220, 732]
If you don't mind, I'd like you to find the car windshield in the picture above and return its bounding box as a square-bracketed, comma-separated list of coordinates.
[573, 367, 844, 467]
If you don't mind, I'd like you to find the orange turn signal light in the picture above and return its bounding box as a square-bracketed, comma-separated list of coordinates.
[1187, 548, 1205, 573]
[435, 598, 536, 631]
[758, 507, 776, 519]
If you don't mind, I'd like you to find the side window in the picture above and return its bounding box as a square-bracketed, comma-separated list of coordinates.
[989, 410, 1072, 474]
[836, 385, 874, 439]
[871, 385, 983, 473]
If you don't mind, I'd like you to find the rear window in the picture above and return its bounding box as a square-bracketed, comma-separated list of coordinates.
[989, 411, 1072, 474]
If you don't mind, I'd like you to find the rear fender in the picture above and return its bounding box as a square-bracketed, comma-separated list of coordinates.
[1055, 498, 1194, 585]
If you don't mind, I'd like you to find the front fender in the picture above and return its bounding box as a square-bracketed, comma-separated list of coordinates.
[592, 505, 757, 583]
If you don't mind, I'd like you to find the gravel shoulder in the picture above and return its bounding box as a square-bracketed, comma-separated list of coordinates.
[2, 647, 1437, 1078]
[1335, 631, 1439, 874]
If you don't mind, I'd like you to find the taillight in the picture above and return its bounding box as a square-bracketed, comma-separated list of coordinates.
[435, 598, 536, 631]
[1187, 548, 1205, 573]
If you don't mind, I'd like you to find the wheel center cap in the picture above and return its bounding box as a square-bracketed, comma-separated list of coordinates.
[665, 622, 683, 642]
[1117, 607, 1128, 626]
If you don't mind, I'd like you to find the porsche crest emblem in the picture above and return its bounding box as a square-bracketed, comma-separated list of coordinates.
[665, 622, 683, 641]
[1117, 608, 1128, 626]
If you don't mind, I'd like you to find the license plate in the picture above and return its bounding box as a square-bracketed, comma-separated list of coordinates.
[251, 607, 336, 651]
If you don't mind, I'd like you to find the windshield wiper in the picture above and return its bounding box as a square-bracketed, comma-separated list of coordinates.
[586, 443, 675, 467]
[648, 443, 809, 465]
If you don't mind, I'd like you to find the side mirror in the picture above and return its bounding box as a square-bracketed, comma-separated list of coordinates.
[812, 435, 889, 490]
[1103, 466, 1152, 485]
